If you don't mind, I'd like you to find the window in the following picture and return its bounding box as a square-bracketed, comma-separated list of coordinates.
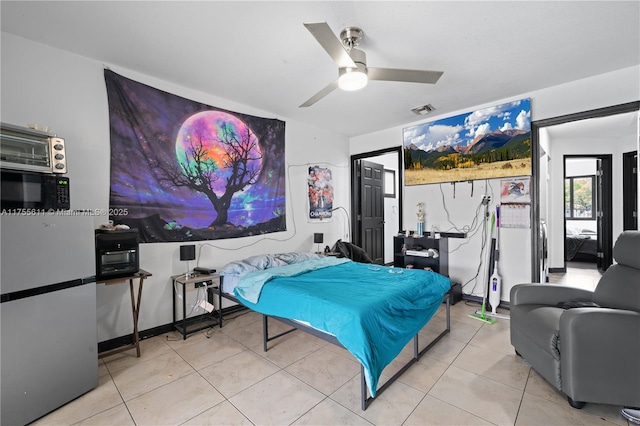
[565, 175, 595, 219]
[384, 169, 396, 198]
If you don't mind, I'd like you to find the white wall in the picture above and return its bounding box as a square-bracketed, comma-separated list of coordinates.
[351, 65, 640, 303]
[1, 33, 350, 342]
[539, 132, 551, 235]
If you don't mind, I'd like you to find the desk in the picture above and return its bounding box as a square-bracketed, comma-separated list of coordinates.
[97, 269, 152, 359]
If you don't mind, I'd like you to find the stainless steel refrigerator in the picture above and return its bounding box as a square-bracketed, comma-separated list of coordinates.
[1, 214, 98, 426]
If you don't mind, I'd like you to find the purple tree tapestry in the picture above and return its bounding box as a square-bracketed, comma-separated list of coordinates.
[104, 70, 286, 243]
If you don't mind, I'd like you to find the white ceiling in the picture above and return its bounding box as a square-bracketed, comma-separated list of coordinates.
[1, 1, 639, 138]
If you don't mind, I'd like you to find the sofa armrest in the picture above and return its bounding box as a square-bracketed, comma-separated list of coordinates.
[559, 308, 640, 405]
[510, 284, 593, 307]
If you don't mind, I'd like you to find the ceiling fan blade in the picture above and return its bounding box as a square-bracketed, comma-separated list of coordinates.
[299, 79, 339, 108]
[304, 22, 357, 69]
[368, 67, 444, 84]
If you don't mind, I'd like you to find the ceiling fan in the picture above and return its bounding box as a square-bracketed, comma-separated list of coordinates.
[300, 22, 444, 108]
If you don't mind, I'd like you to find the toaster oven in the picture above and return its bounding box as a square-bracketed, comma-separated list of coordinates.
[0, 122, 67, 174]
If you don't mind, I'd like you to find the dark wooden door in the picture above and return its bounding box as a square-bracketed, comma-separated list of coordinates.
[596, 158, 605, 270]
[623, 151, 638, 230]
[358, 159, 385, 264]
[595, 156, 613, 270]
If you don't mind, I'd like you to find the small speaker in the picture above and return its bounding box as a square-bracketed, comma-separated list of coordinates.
[179, 244, 196, 261]
[314, 233, 324, 244]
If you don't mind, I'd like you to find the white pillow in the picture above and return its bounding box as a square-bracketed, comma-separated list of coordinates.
[566, 227, 580, 236]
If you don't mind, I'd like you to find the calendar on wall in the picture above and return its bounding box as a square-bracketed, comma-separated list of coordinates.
[499, 203, 531, 228]
[498, 177, 531, 228]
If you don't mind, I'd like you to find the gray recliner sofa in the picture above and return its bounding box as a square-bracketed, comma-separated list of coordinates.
[510, 230, 640, 409]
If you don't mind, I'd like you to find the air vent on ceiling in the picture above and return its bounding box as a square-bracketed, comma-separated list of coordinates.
[411, 103, 436, 115]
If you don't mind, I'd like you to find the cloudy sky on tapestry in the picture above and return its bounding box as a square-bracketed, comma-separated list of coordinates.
[104, 70, 286, 243]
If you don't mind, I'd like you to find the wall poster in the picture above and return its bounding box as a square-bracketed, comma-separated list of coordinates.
[403, 98, 531, 186]
[104, 70, 286, 242]
[308, 166, 333, 221]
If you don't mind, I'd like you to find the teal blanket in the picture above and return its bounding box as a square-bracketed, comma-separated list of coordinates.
[234, 256, 350, 303]
[233, 259, 450, 397]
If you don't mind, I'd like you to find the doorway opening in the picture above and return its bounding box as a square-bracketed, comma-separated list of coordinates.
[563, 155, 612, 272]
[351, 147, 403, 265]
[531, 101, 639, 282]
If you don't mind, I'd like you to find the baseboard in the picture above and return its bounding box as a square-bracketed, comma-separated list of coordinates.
[461, 294, 510, 311]
[98, 323, 174, 353]
[98, 305, 247, 353]
[462, 294, 483, 304]
[548, 267, 566, 273]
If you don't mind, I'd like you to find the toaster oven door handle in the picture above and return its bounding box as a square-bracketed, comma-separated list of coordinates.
[102, 250, 137, 255]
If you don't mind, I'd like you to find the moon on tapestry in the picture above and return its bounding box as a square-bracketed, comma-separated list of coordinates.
[175, 111, 263, 194]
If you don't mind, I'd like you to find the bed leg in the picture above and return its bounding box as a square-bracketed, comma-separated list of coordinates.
[218, 283, 223, 328]
[263, 315, 268, 352]
[446, 293, 451, 331]
[361, 365, 367, 411]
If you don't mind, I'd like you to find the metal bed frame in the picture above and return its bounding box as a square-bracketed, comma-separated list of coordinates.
[214, 277, 451, 411]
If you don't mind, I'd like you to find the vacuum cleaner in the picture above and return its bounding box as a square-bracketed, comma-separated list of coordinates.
[469, 199, 497, 325]
[486, 205, 510, 320]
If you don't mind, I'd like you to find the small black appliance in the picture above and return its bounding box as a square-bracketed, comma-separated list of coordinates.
[95, 229, 139, 280]
[1, 169, 70, 211]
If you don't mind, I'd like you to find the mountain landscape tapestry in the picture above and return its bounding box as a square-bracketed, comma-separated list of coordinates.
[104, 70, 286, 243]
[403, 98, 531, 186]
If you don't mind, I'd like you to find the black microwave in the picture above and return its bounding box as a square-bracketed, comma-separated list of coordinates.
[0, 169, 70, 211]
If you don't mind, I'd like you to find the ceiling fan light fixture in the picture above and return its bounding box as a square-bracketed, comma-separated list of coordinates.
[338, 66, 368, 91]
[300, 22, 444, 107]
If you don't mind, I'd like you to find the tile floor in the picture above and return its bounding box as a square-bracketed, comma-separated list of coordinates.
[548, 261, 603, 291]
[33, 300, 631, 426]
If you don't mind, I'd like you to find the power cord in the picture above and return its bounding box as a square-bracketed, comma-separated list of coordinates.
[201, 309, 253, 339]
[329, 206, 351, 241]
[192, 161, 348, 267]
[442, 180, 494, 297]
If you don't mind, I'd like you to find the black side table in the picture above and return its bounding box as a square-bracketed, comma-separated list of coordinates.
[171, 273, 221, 339]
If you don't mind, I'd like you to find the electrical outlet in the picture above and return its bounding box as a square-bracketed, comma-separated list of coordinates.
[194, 279, 212, 288]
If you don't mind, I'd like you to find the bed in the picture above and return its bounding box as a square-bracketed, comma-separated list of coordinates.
[566, 228, 598, 262]
[214, 252, 451, 410]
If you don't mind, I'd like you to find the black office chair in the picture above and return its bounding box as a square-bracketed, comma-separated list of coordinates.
[331, 240, 373, 263]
